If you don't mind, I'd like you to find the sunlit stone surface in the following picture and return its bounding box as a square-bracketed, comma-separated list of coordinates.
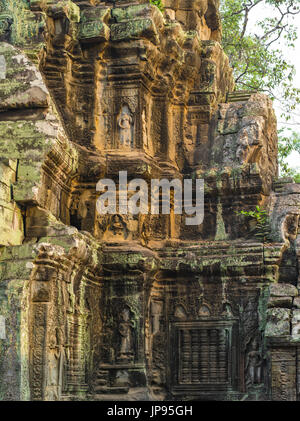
[0, 0, 300, 401]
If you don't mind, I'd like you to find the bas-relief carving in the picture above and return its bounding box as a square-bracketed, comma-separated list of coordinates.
[239, 296, 265, 390]
[98, 87, 139, 150]
[140, 214, 166, 243]
[118, 105, 134, 148]
[46, 328, 66, 400]
[0, 0, 297, 403]
[117, 307, 135, 363]
[245, 337, 263, 387]
[96, 213, 130, 241]
[108, 214, 129, 238]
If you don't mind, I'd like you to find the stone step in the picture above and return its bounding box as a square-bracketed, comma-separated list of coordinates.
[226, 91, 257, 103]
[273, 177, 294, 192]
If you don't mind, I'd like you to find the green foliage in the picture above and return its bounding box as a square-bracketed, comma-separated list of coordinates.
[278, 129, 300, 181]
[221, 0, 300, 117]
[294, 173, 300, 183]
[149, 0, 164, 12]
[237, 206, 272, 242]
[220, 0, 300, 181]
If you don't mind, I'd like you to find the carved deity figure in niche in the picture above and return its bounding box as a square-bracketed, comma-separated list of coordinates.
[245, 337, 263, 387]
[117, 307, 135, 363]
[118, 105, 133, 148]
[110, 214, 128, 237]
[97, 214, 130, 241]
[46, 328, 66, 400]
[140, 215, 152, 246]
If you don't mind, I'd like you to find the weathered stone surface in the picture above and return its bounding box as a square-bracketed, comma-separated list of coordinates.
[265, 308, 291, 337]
[0, 0, 299, 403]
[0, 42, 79, 226]
[293, 296, 300, 309]
[79, 7, 110, 43]
[270, 348, 297, 401]
[269, 283, 298, 298]
[291, 309, 300, 338]
[269, 182, 300, 243]
[0, 159, 23, 246]
[212, 94, 278, 193]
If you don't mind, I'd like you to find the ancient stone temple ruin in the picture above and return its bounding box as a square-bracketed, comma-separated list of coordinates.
[0, 0, 300, 401]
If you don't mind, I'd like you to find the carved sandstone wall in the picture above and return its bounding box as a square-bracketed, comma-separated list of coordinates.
[0, 0, 300, 401]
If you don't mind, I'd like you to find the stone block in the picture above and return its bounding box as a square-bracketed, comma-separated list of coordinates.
[293, 296, 300, 308]
[265, 308, 291, 337]
[269, 283, 298, 298]
[291, 309, 300, 338]
[111, 19, 159, 44]
[78, 7, 110, 43]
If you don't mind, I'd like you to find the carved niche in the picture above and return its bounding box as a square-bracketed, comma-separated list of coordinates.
[95, 213, 131, 241]
[116, 307, 136, 364]
[118, 105, 134, 149]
